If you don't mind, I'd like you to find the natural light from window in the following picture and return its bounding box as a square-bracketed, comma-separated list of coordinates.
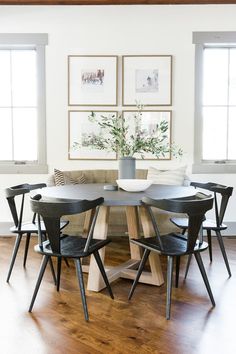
[202, 47, 236, 161]
[0, 49, 37, 161]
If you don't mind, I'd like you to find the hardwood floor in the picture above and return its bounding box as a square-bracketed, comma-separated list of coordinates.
[0, 235, 236, 354]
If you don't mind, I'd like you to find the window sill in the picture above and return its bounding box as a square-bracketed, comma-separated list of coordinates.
[192, 163, 236, 174]
[0, 164, 48, 174]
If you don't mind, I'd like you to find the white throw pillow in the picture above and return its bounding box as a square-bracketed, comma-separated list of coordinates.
[147, 166, 187, 186]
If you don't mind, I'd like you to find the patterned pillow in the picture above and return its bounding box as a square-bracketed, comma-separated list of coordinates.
[54, 169, 86, 186]
[147, 166, 187, 186]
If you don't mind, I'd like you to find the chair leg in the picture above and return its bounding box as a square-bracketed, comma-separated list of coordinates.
[74, 259, 89, 321]
[184, 254, 192, 279]
[56, 257, 62, 291]
[194, 252, 215, 307]
[128, 249, 151, 301]
[215, 230, 231, 277]
[93, 251, 114, 299]
[40, 233, 57, 284]
[29, 255, 49, 312]
[182, 228, 187, 235]
[7, 234, 22, 282]
[166, 256, 174, 320]
[23, 233, 31, 268]
[207, 229, 212, 262]
[48, 257, 57, 286]
[175, 256, 180, 288]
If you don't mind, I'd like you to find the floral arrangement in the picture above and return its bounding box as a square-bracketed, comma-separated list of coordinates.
[73, 104, 183, 159]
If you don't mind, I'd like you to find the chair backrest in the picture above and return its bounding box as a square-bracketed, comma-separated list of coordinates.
[142, 193, 213, 253]
[190, 182, 233, 227]
[30, 196, 104, 254]
[5, 183, 46, 230]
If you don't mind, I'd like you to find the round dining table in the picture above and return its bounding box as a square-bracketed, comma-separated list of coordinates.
[39, 183, 195, 292]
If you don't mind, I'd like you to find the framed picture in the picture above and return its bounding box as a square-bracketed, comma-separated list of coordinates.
[122, 55, 172, 106]
[68, 110, 117, 160]
[68, 55, 118, 106]
[122, 110, 172, 160]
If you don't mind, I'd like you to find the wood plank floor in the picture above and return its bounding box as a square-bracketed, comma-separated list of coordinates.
[0, 236, 236, 354]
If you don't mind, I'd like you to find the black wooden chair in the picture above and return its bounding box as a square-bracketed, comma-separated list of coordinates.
[171, 182, 233, 277]
[128, 193, 215, 320]
[29, 195, 114, 321]
[5, 183, 68, 283]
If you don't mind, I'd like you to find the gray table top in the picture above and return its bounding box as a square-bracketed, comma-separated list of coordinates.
[40, 183, 195, 206]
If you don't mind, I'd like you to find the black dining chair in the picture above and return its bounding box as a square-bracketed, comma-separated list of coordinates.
[171, 182, 233, 277]
[128, 193, 215, 320]
[29, 195, 114, 321]
[5, 183, 69, 283]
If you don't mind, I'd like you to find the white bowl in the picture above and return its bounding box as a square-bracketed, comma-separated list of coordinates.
[116, 179, 153, 192]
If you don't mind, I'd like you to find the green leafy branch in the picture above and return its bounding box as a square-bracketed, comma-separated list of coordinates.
[72, 104, 183, 159]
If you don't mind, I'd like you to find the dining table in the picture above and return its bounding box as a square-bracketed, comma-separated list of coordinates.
[39, 183, 195, 292]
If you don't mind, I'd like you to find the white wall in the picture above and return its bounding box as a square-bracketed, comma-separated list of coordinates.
[0, 4, 236, 222]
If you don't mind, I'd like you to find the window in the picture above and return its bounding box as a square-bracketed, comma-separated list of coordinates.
[0, 34, 48, 173]
[193, 32, 236, 173]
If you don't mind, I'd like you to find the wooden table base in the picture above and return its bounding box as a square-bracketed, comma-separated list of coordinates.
[85, 205, 164, 292]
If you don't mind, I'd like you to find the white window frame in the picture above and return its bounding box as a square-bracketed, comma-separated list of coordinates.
[193, 31, 236, 174]
[0, 33, 48, 174]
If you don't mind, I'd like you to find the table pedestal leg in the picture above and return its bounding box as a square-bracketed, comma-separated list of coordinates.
[86, 204, 164, 291]
[139, 205, 164, 285]
[87, 206, 110, 291]
[125, 206, 142, 260]
[80, 209, 96, 272]
[82, 209, 95, 237]
[120, 206, 164, 286]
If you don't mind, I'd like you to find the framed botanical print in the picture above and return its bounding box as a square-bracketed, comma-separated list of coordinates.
[122, 110, 172, 160]
[68, 55, 118, 106]
[68, 110, 117, 160]
[122, 55, 172, 106]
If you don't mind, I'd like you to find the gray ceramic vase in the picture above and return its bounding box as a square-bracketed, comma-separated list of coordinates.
[118, 157, 136, 179]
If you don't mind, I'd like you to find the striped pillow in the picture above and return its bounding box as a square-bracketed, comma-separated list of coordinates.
[147, 166, 186, 186]
[54, 169, 86, 186]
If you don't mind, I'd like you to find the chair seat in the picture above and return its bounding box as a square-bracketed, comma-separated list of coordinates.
[171, 217, 227, 231]
[10, 220, 68, 234]
[131, 233, 208, 256]
[202, 219, 227, 231]
[34, 235, 110, 258]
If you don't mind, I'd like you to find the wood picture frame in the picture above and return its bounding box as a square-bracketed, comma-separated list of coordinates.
[68, 110, 118, 160]
[122, 110, 172, 160]
[122, 55, 172, 106]
[68, 55, 118, 106]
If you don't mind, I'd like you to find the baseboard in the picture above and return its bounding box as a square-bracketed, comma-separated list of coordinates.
[0, 222, 13, 236]
[220, 222, 236, 236]
[1, 221, 236, 237]
[0, 222, 37, 237]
